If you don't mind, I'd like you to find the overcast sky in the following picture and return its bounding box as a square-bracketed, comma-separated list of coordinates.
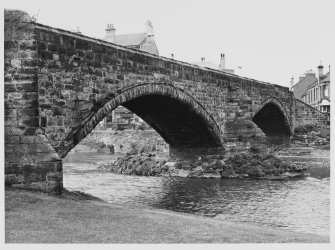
[3, 0, 334, 87]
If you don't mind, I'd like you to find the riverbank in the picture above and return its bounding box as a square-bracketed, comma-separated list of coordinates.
[5, 188, 329, 243]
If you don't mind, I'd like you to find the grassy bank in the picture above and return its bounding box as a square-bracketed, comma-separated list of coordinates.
[5, 188, 329, 243]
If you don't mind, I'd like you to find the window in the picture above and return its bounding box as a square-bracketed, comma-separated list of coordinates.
[324, 85, 329, 97]
[308, 91, 310, 103]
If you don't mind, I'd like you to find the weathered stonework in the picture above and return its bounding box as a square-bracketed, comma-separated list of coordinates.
[4, 9, 328, 193]
[4, 10, 62, 193]
[294, 99, 328, 126]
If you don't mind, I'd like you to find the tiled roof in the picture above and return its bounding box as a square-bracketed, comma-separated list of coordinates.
[140, 42, 159, 55]
[307, 71, 330, 89]
[320, 72, 330, 84]
[292, 74, 317, 99]
[114, 33, 146, 46]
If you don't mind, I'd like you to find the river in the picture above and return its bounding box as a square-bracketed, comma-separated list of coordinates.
[63, 150, 330, 237]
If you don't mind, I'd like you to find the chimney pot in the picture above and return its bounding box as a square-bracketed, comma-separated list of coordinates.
[219, 53, 225, 70]
[105, 23, 116, 43]
[318, 63, 324, 79]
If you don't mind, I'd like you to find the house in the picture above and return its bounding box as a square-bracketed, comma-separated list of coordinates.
[104, 20, 159, 55]
[291, 70, 318, 100]
[192, 54, 235, 74]
[293, 64, 331, 120]
[98, 20, 159, 130]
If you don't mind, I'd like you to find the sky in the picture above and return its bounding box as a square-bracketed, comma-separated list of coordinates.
[3, 0, 335, 87]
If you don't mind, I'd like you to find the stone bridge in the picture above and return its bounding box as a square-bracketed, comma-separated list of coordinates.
[4, 10, 328, 193]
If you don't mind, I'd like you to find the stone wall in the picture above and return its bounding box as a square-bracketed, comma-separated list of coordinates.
[294, 99, 328, 126]
[4, 10, 62, 193]
[33, 20, 295, 157]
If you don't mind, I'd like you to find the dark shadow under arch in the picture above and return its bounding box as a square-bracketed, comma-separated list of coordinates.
[123, 94, 220, 147]
[252, 100, 292, 137]
[57, 84, 223, 157]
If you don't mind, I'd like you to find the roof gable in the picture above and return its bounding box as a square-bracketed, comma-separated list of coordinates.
[320, 72, 330, 84]
[114, 33, 146, 46]
[292, 74, 317, 99]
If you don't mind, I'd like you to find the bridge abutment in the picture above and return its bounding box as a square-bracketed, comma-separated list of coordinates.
[4, 10, 63, 194]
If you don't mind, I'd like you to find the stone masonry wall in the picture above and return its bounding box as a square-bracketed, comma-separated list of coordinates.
[33, 22, 295, 157]
[4, 10, 62, 193]
[294, 99, 328, 126]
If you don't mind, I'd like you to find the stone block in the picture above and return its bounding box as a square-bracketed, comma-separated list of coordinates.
[5, 135, 20, 144]
[37, 161, 62, 172]
[17, 107, 39, 117]
[20, 135, 35, 144]
[4, 84, 16, 92]
[5, 108, 17, 119]
[5, 116, 18, 127]
[36, 142, 55, 153]
[15, 82, 38, 92]
[46, 172, 63, 182]
[18, 117, 39, 128]
[11, 58, 21, 67]
[36, 152, 61, 162]
[17, 67, 37, 75]
[5, 144, 15, 153]
[5, 174, 18, 186]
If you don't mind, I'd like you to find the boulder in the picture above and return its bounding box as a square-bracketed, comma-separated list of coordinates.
[189, 166, 204, 178]
[182, 164, 193, 170]
[169, 169, 180, 177]
[203, 171, 221, 178]
[163, 161, 177, 168]
[177, 169, 190, 177]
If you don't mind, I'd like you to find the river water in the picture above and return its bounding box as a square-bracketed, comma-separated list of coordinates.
[63, 151, 330, 237]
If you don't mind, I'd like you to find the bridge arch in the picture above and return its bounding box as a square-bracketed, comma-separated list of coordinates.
[252, 97, 292, 137]
[57, 83, 223, 157]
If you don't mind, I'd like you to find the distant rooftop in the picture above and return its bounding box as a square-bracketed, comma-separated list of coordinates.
[114, 33, 146, 46]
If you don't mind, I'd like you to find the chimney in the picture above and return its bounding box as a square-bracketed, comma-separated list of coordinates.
[219, 53, 225, 70]
[145, 19, 154, 42]
[290, 76, 294, 90]
[105, 23, 116, 43]
[75, 27, 81, 34]
[318, 62, 324, 79]
[171, 53, 174, 59]
[201, 57, 205, 61]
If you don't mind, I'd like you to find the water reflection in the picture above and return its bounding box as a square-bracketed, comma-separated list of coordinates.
[63, 152, 329, 237]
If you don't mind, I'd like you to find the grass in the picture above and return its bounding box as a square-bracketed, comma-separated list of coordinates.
[5, 187, 329, 243]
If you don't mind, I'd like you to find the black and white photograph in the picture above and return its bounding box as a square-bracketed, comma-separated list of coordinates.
[1, 0, 334, 246]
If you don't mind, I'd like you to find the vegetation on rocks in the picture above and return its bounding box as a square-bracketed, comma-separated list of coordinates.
[292, 123, 330, 146]
[101, 149, 307, 180]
